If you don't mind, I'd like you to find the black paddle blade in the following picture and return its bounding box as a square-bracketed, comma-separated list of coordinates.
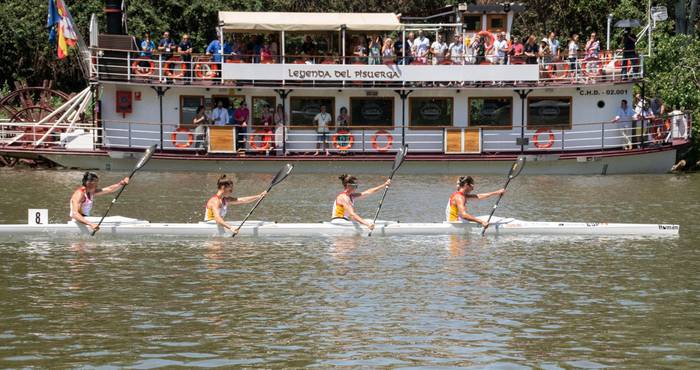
[509, 156, 526, 179]
[270, 164, 294, 188]
[391, 145, 408, 174]
[135, 145, 157, 171]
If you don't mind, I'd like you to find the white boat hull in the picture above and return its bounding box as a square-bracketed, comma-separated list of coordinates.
[0, 216, 679, 238]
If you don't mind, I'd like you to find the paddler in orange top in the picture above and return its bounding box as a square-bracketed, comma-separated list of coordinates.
[332, 174, 390, 230]
[70, 172, 130, 232]
[205, 175, 267, 233]
[445, 176, 505, 227]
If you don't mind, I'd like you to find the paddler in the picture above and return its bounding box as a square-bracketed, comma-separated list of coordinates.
[70, 172, 130, 232]
[205, 175, 267, 233]
[446, 176, 505, 227]
[333, 174, 390, 230]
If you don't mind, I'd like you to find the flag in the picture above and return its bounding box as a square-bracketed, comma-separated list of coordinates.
[55, 0, 78, 59]
[47, 0, 59, 44]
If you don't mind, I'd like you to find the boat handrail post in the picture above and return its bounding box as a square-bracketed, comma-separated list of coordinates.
[158, 54, 163, 82]
[127, 51, 131, 81]
[561, 127, 565, 151]
[128, 121, 132, 149]
[601, 121, 605, 149]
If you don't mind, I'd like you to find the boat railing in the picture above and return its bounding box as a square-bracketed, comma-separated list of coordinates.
[1, 111, 689, 154]
[90, 47, 643, 87]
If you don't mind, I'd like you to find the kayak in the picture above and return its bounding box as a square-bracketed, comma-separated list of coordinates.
[0, 216, 680, 238]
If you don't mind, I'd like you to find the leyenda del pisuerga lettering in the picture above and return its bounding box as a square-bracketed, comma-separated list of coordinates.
[287, 69, 400, 80]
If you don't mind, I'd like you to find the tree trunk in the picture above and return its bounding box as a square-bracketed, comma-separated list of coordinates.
[676, 0, 688, 34]
[688, 0, 699, 35]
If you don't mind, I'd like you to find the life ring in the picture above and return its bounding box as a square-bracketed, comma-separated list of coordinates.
[250, 128, 273, 151]
[581, 58, 602, 77]
[332, 129, 354, 151]
[371, 130, 393, 152]
[163, 57, 187, 78]
[477, 31, 495, 51]
[131, 58, 155, 77]
[171, 127, 193, 148]
[532, 128, 555, 149]
[194, 62, 219, 79]
[546, 61, 569, 80]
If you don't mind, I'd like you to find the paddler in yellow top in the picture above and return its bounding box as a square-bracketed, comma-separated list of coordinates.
[332, 174, 390, 230]
[205, 175, 267, 233]
[69, 171, 130, 232]
[446, 176, 505, 227]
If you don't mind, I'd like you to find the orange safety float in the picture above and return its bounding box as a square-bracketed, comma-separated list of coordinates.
[477, 31, 495, 50]
[332, 129, 354, 151]
[546, 61, 570, 80]
[163, 57, 187, 78]
[250, 129, 274, 151]
[194, 62, 219, 79]
[532, 128, 555, 149]
[131, 58, 155, 77]
[171, 127, 194, 148]
[371, 130, 393, 152]
[581, 58, 602, 77]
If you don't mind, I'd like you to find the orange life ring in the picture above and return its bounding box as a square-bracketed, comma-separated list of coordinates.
[581, 58, 602, 77]
[371, 130, 393, 152]
[546, 61, 570, 79]
[171, 127, 193, 148]
[332, 129, 354, 151]
[194, 62, 219, 79]
[533, 128, 555, 149]
[163, 57, 187, 78]
[250, 128, 273, 151]
[131, 58, 155, 76]
[477, 31, 495, 50]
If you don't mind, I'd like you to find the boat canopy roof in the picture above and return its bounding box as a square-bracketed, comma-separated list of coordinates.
[218, 11, 402, 32]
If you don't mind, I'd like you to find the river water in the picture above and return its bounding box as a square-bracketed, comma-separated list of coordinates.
[1, 169, 699, 368]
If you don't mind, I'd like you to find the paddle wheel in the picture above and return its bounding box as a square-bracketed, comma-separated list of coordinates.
[0, 81, 72, 167]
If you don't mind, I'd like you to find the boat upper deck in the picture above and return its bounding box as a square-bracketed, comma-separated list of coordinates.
[91, 10, 644, 88]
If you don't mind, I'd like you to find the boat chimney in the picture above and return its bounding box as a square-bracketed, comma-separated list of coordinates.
[104, 0, 124, 35]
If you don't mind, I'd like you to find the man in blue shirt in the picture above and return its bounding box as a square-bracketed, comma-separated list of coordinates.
[140, 32, 155, 57]
[206, 39, 223, 63]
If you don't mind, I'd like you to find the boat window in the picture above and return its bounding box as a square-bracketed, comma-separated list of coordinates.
[468, 97, 513, 128]
[289, 96, 335, 129]
[252, 96, 276, 126]
[463, 16, 482, 32]
[527, 97, 572, 129]
[180, 95, 204, 126]
[409, 97, 453, 128]
[487, 15, 507, 33]
[349, 97, 394, 127]
[210, 95, 245, 125]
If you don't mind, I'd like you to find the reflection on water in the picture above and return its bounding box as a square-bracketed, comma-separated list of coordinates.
[0, 170, 699, 367]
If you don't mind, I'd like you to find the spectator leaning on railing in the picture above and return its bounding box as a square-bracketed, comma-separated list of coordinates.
[140, 32, 155, 57]
[567, 33, 579, 75]
[178, 34, 193, 82]
[430, 34, 447, 65]
[313, 105, 332, 156]
[158, 31, 175, 59]
[494, 33, 508, 65]
[613, 99, 635, 150]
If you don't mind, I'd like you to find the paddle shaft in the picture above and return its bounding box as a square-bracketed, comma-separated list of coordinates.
[90, 168, 137, 236]
[481, 165, 520, 236]
[231, 183, 273, 237]
[367, 158, 405, 237]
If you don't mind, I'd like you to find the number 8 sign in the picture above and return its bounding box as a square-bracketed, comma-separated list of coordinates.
[28, 209, 48, 225]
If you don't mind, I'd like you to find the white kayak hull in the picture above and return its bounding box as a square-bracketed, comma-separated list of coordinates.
[0, 216, 679, 238]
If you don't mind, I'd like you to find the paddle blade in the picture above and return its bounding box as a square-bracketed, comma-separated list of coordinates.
[391, 145, 408, 174]
[135, 145, 157, 171]
[509, 156, 526, 179]
[270, 164, 294, 188]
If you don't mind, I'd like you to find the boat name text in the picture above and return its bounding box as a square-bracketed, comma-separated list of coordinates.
[287, 69, 401, 80]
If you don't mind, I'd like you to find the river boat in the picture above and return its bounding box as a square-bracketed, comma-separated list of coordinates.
[0, 4, 691, 174]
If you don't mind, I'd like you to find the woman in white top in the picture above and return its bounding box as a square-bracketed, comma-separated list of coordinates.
[69, 172, 129, 232]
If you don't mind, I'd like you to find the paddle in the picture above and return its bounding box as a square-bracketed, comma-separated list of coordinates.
[91, 144, 157, 236]
[481, 156, 526, 236]
[231, 163, 294, 238]
[368, 145, 408, 237]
